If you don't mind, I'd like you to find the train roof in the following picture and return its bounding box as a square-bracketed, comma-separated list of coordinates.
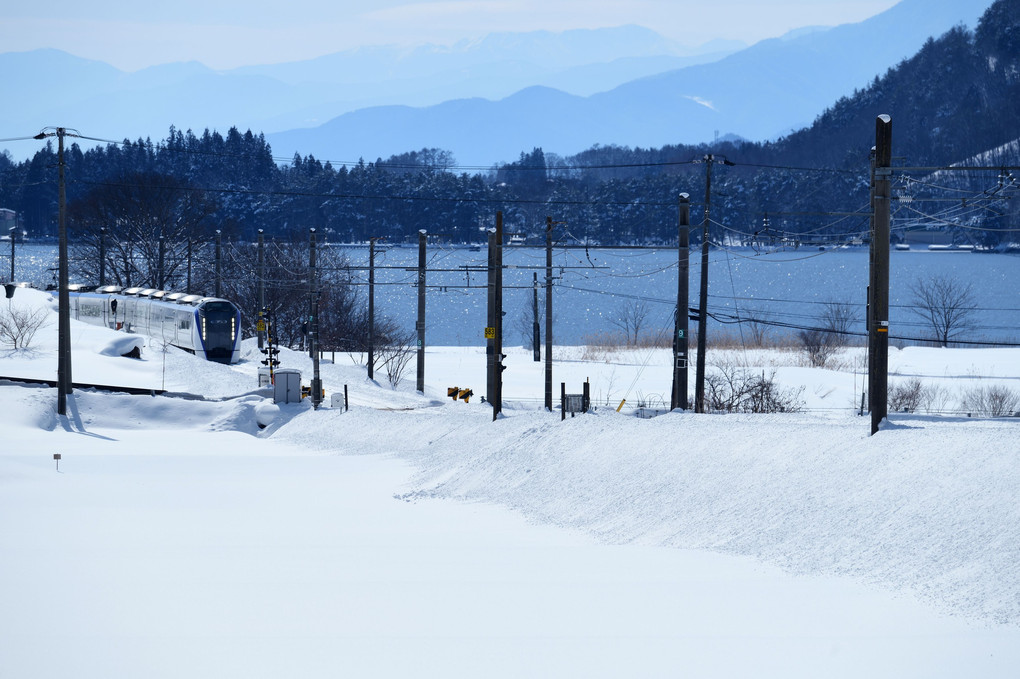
[70, 286, 236, 309]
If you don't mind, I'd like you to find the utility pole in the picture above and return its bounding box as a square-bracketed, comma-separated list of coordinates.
[32, 126, 73, 414]
[487, 227, 497, 407]
[416, 229, 427, 393]
[486, 212, 505, 419]
[866, 147, 876, 414]
[98, 226, 106, 287]
[532, 272, 540, 362]
[694, 156, 713, 413]
[694, 154, 734, 413]
[495, 212, 504, 418]
[309, 228, 322, 408]
[214, 229, 222, 298]
[545, 216, 554, 411]
[157, 235, 166, 289]
[9, 225, 14, 281]
[56, 128, 71, 415]
[869, 115, 892, 435]
[257, 230, 265, 349]
[368, 237, 377, 380]
[673, 193, 690, 411]
[308, 227, 317, 359]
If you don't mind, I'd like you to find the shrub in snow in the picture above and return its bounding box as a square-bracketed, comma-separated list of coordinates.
[0, 304, 48, 349]
[705, 361, 804, 413]
[918, 382, 953, 415]
[799, 328, 837, 368]
[376, 331, 416, 388]
[889, 378, 925, 413]
[960, 384, 1020, 417]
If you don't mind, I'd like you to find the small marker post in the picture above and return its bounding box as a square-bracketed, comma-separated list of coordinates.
[53, 453, 61, 471]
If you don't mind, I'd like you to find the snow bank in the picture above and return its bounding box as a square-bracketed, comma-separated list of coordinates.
[3, 288, 1020, 677]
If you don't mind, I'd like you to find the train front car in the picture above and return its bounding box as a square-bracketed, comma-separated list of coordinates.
[196, 299, 241, 364]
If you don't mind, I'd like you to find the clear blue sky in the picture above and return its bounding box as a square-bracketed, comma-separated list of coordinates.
[1, 0, 900, 71]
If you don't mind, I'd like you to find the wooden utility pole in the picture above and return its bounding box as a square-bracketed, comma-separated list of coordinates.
[33, 126, 72, 415]
[695, 156, 713, 413]
[495, 212, 504, 418]
[257, 230, 265, 349]
[157, 235, 166, 289]
[485, 213, 506, 419]
[308, 228, 317, 360]
[367, 237, 377, 380]
[869, 115, 892, 435]
[98, 226, 106, 287]
[673, 193, 690, 411]
[532, 272, 540, 362]
[416, 229, 427, 393]
[309, 229, 322, 408]
[214, 230, 222, 298]
[545, 216, 554, 411]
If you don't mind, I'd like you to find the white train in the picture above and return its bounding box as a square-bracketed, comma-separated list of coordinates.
[68, 285, 242, 364]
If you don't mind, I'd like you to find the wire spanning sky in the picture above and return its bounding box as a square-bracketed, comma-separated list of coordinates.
[2, 0, 900, 72]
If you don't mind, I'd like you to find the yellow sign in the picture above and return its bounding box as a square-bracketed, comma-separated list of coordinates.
[256, 320, 266, 332]
[484, 326, 495, 339]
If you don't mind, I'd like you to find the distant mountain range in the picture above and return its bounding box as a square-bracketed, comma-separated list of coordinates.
[1, 0, 992, 167]
[266, 0, 991, 166]
[0, 25, 732, 158]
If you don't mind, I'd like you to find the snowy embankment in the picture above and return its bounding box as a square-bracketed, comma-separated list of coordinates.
[274, 398, 1020, 625]
[2, 286, 1020, 677]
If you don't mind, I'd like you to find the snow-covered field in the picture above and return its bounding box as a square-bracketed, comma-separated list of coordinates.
[2, 287, 1020, 678]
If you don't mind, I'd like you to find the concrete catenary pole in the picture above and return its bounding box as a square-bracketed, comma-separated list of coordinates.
[416, 229, 427, 393]
[673, 193, 690, 411]
[870, 115, 892, 435]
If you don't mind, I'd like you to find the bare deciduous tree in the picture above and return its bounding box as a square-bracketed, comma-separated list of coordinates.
[909, 274, 977, 347]
[68, 172, 218, 289]
[609, 300, 650, 346]
[0, 304, 48, 349]
[744, 311, 772, 347]
[799, 328, 836, 368]
[704, 360, 804, 413]
[376, 331, 417, 388]
[821, 301, 858, 347]
[514, 290, 545, 352]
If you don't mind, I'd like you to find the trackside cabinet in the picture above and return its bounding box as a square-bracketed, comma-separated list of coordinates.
[273, 369, 302, 404]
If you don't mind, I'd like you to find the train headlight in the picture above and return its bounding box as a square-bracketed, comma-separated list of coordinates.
[201, 317, 206, 340]
[231, 316, 236, 341]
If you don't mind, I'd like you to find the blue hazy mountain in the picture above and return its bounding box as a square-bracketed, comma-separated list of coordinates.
[267, 0, 991, 166]
[0, 26, 731, 158]
[1, 0, 990, 166]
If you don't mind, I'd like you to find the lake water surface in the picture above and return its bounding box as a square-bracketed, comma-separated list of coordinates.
[8, 243, 1018, 346]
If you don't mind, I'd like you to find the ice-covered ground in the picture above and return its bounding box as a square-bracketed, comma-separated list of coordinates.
[2, 287, 1019, 678]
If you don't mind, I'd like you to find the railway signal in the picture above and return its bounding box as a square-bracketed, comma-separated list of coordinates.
[259, 307, 280, 379]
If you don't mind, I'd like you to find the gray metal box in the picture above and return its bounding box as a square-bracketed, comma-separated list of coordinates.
[273, 369, 302, 404]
